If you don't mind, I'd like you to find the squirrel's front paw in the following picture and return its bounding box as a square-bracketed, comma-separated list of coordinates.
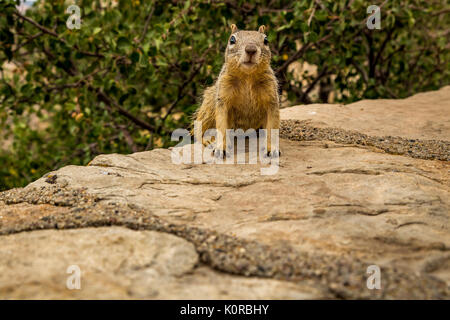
[266, 149, 281, 158]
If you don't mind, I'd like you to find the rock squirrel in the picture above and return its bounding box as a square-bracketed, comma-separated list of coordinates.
[192, 24, 280, 158]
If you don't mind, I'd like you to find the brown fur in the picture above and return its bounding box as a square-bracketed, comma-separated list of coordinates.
[192, 24, 280, 154]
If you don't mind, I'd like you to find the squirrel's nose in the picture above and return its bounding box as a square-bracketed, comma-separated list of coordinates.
[245, 44, 257, 56]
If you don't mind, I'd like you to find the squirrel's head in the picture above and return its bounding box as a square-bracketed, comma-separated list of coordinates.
[225, 24, 271, 74]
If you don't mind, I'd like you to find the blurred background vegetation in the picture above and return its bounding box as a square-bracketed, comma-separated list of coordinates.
[0, 0, 449, 191]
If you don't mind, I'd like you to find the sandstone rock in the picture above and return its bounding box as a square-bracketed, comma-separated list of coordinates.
[281, 85, 450, 140]
[0, 88, 449, 299]
[0, 226, 322, 299]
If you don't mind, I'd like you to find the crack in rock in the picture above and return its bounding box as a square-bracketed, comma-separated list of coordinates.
[281, 120, 450, 161]
[0, 186, 448, 299]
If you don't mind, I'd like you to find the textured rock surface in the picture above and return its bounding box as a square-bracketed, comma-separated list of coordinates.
[0, 88, 449, 299]
[0, 226, 322, 299]
[281, 85, 450, 140]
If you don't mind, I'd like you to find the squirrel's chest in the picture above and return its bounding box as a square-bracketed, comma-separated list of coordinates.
[219, 81, 271, 128]
[220, 80, 272, 111]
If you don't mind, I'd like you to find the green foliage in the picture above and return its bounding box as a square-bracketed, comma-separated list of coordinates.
[0, 0, 449, 190]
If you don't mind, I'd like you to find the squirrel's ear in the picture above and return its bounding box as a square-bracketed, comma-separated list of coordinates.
[230, 24, 238, 33]
[258, 25, 266, 33]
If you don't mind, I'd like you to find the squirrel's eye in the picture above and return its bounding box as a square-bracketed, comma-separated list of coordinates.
[264, 36, 269, 45]
[230, 35, 236, 45]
